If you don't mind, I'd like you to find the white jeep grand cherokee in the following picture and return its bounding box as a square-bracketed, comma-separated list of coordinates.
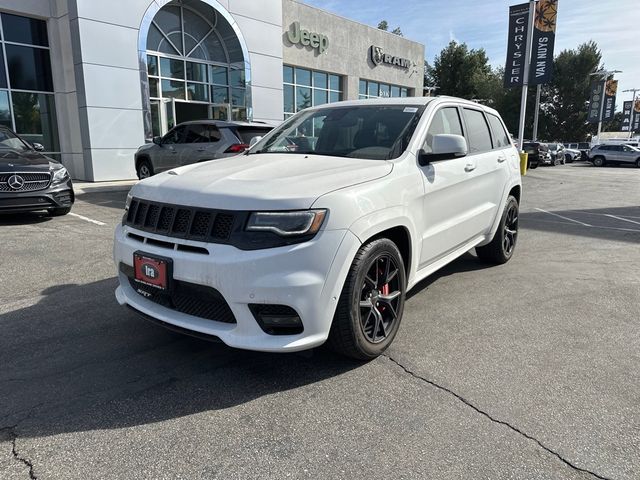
[114, 97, 521, 360]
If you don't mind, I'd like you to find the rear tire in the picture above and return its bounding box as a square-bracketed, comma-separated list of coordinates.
[137, 159, 153, 179]
[48, 206, 72, 217]
[593, 156, 605, 167]
[476, 195, 519, 265]
[328, 238, 406, 360]
[636, 159, 640, 168]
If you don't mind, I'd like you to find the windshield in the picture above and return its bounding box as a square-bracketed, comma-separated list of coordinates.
[547, 143, 558, 149]
[252, 104, 425, 160]
[0, 129, 30, 151]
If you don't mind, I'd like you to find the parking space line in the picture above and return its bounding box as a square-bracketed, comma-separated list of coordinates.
[534, 208, 591, 227]
[69, 212, 106, 226]
[604, 214, 640, 226]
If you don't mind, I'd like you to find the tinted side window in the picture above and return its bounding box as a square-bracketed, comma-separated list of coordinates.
[184, 124, 221, 143]
[487, 114, 511, 148]
[462, 109, 492, 153]
[424, 107, 463, 152]
[163, 126, 187, 144]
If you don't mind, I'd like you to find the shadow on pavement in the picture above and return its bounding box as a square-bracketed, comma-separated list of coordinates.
[75, 191, 129, 211]
[521, 206, 640, 244]
[0, 212, 52, 225]
[0, 278, 361, 439]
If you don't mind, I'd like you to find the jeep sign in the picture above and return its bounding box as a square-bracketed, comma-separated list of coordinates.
[286, 22, 329, 54]
[370, 46, 412, 70]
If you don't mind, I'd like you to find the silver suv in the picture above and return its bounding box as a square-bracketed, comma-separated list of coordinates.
[589, 144, 640, 168]
[135, 121, 273, 179]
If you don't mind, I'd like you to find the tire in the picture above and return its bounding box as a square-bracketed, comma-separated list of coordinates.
[636, 159, 640, 168]
[328, 238, 406, 360]
[529, 161, 538, 170]
[476, 195, 519, 265]
[593, 156, 605, 167]
[565, 154, 573, 164]
[48, 206, 72, 217]
[137, 159, 153, 179]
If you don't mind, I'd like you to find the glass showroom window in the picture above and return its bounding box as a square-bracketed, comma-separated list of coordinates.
[146, 3, 251, 136]
[0, 13, 60, 156]
[283, 65, 342, 119]
[359, 80, 409, 100]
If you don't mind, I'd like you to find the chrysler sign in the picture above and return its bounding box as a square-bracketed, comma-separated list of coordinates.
[370, 46, 412, 70]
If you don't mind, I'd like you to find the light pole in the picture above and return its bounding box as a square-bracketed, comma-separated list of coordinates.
[589, 69, 622, 142]
[622, 88, 639, 139]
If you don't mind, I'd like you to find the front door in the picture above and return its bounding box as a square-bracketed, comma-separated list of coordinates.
[156, 125, 190, 173]
[418, 105, 484, 267]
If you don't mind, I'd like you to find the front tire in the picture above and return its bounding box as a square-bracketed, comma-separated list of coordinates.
[636, 159, 640, 168]
[137, 159, 153, 179]
[476, 195, 519, 265]
[593, 156, 605, 167]
[328, 238, 406, 360]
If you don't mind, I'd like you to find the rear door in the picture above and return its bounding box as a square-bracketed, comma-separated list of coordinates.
[460, 108, 511, 236]
[183, 123, 223, 163]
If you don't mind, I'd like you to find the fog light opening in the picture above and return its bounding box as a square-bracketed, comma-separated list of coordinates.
[249, 304, 304, 335]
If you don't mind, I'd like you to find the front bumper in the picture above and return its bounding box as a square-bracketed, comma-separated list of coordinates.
[113, 223, 361, 352]
[0, 179, 74, 213]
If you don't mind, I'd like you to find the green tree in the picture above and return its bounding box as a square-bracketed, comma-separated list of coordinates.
[537, 41, 602, 141]
[377, 20, 403, 36]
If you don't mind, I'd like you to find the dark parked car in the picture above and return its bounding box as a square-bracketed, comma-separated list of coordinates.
[546, 143, 565, 165]
[589, 144, 640, 167]
[522, 142, 551, 169]
[135, 120, 274, 179]
[0, 127, 73, 216]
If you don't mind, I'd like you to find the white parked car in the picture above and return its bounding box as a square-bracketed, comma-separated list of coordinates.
[114, 97, 522, 359]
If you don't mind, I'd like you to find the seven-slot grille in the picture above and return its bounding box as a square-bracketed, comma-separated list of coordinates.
[0, 172, 51, 192]
[125, 198, 236, 242]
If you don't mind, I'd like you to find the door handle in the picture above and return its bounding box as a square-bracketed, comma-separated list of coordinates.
[197, 148, 206, 152]
[464, 163, 476, 172]
[497, 154, 507, 163]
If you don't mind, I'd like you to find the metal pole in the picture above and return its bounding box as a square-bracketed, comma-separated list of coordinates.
[532, 84, 541, 141]
[596, 79, 606, 143]
[517, 0, 536, 150]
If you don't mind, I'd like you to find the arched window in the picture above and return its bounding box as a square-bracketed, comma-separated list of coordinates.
[143, 1, 251, 137]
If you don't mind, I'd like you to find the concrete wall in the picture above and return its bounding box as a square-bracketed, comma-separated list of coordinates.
[282, 0, 424, 100]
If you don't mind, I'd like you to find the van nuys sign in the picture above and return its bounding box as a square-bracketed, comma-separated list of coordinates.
[286, 22, 329, 54]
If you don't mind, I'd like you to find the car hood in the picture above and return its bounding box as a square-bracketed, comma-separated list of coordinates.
[0, 149, 53, 171]
[132, 153, 393, 210]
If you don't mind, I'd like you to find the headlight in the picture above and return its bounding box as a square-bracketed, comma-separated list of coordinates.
[246, 210, 326, 237]
[52, 167, 69, 184]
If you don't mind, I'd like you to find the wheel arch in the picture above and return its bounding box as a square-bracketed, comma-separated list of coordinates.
[135, 154, 151, 170]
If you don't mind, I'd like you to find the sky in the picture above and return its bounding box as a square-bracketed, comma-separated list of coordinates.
[303, 0, 640, 108]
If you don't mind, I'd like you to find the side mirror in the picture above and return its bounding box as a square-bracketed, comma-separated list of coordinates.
[249, 136, 263, 148]
[152, 136, 162, 146]
[418, 134, 468, 166]
[32, 142, 45, 152]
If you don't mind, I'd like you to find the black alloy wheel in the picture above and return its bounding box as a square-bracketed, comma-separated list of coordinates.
[359, 254, 402, 344]
[328, 238, 406, 360]
[502, 201, 519, 257]
[476, 195, 519, 265]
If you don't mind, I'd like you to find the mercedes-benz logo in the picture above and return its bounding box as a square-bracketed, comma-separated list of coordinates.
[7, 174, 25, 190]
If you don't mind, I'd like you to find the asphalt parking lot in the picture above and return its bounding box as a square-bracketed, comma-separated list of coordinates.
[1, 163, 639, 480]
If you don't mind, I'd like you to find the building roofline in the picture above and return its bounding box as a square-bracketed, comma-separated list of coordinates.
[286, 0, 425, 49]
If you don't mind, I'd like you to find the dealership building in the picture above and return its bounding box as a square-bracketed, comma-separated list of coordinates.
[0, 0, 425, 181]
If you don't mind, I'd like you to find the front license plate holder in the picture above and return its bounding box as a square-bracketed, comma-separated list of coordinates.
[133, 251, 173, 293]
